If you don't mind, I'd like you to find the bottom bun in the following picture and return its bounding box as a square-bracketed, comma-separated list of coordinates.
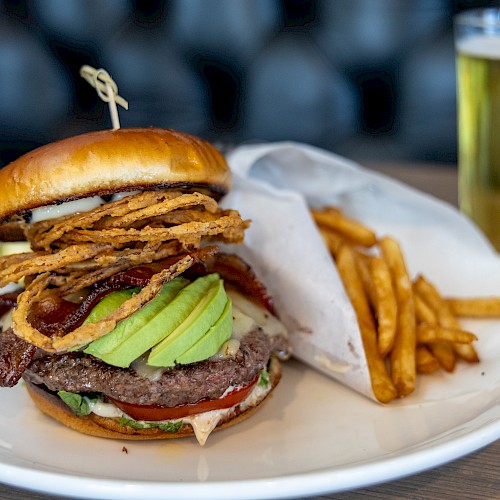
[24, 357, 282, 442]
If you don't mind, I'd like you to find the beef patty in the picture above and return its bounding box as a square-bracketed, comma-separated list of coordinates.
[23, 328, 289, 407]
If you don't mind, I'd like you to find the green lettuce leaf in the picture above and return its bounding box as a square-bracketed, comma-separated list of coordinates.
[119, 415, 183, 433]
[58, 391, 91, 416]
[259, 368, 270, 387]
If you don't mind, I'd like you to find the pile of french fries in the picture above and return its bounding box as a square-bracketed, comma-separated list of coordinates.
[311, 206, 500, 403]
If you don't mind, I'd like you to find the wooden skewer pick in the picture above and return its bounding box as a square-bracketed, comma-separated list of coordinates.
[79, 65, 129, 130]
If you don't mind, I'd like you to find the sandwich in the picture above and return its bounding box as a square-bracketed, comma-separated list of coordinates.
[0, 127, 290, 445]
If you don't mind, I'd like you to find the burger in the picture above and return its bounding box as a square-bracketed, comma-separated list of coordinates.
[0, 128, 290, 446]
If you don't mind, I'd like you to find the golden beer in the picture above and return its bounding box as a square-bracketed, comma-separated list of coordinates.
[457, 35, 500, 250]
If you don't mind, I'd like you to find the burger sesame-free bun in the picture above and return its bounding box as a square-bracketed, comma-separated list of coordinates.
[23, 358, 282, 442]
[0, 128, 231, 220]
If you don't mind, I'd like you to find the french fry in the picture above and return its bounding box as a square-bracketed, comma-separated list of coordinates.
[430, 343, 457, 372]
[414, 275, 479, 364]
[413, 276, 457, 371]
[379, 237, 417, 397]
[416, 345, 441, 374]
[413, 276, 454, 324]
[310, 204, 488, 403]
[354, 251, 376, 307]
[370, 256, 397, 357]
[354, 251, 398, 357]
[317, 226, 345, 258]
[446, 297, 500, 317]
[311, 207, 377, 248]
[336, 245, 397, 403]
[417, 324, 478, 344]
[314, 205, 342, 217]
[451, 340, 480, 363]
[414, 293, 438, 325]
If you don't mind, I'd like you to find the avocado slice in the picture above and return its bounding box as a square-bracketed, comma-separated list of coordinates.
[147, 278, 228, 367]
[84, 276, 189, 365]
[175, 298, 233, 365]
[65, 288, 141, 352]
[84, 288, 141, 325]
[84, 274, 219, 367]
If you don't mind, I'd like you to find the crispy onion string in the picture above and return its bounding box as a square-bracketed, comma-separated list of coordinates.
[1, 189, 249, 351]
[12, 255, 194, 352]
[29, 190, 207, 250]
[0, 243, 112, 288]
[55, 242, 182, 294]
[96, 192, 219, 229]
[61, 213, 246, 246]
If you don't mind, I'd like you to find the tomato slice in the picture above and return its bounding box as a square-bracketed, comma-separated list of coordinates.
[109, 374, 259, 421]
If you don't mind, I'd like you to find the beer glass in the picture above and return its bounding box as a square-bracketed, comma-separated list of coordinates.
[455, 8, 500, 251]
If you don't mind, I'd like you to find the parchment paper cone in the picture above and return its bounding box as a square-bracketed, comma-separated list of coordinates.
[221, 142, 500, 404]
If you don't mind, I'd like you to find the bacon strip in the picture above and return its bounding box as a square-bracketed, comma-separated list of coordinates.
[12, 255, 196, 352]
[30, 246, 219, 336]
[0, 293, 19, 318]
[0, 328, 37, 387]
[206, 253, 276, 316]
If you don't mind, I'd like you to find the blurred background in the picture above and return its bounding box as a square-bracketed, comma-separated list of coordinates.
[0, 0, 497, 168]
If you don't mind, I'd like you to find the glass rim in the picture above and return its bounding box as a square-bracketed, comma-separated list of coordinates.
[455, 7, 500, 28]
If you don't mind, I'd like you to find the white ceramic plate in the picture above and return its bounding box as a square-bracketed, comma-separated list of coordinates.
[0, 356, 499, 500]
[1, 144, 499, 499]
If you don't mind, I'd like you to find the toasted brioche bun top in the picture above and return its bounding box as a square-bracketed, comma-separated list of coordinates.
[0, 128, 231, 220]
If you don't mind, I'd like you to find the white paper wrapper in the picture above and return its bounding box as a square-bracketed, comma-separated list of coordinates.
[222, 142, 500, 404]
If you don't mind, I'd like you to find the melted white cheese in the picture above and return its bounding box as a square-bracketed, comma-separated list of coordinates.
[110, 191, 140, 201]
[31, 196, 104, 223]
[86, 398, 123, 418]
[0, 242, 31, 257]
[231, 303, 257, 340]
[30, 192, 141, 223]
[211, 291, 288, 361]
[0, 282, 22, 295]
[132, 355, 166, 382]
[179, 378, 271, 445]
[227, 289, 288, 338]
[212, 338, 241, 360]
[0, 309, 12, 331]
[184, 410, 224, 446]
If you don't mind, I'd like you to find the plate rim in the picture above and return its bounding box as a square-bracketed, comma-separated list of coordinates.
[0, 407, 498, 500]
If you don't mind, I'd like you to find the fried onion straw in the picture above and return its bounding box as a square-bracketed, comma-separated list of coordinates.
[97, 192, 219, 229]
[55, 243, 183, 295]
[1, 189, 249, 354]
[30, 191, 219, 250]
[60, 214, 246, 246]
[0, 243, 112, 288]
[12, 255, 195, 352]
